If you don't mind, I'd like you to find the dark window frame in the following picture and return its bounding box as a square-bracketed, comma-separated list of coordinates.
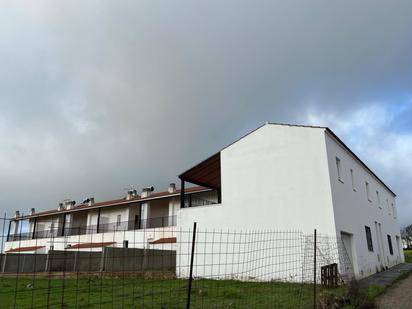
[365, 226, 373, 252]
[387, 235, 393, 255]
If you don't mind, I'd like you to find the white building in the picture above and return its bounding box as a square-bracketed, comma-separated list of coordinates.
[4, 123, 404, 279]
[177, 123, 403, 279]
[5, 185, 218, 253]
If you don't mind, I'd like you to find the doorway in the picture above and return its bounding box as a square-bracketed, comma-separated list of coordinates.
[340, 231, 356, 279]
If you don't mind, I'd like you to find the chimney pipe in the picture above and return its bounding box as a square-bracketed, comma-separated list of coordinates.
[168, 183, 176, 193]
[57, 203, 64, 211]
[126, 189, 139, 200]
[141, 186, 154, 198]
[14, 211, 20, 218]
[88, 197, 95, 206]
[30, 208, 35, 215]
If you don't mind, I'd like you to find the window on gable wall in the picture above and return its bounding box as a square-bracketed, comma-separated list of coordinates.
[392, 203, 396, 219]
[116, 214, 121, 226]
[387, 199, 391, 215]
[376, 191, 381, 209]
[387, 235, 393, 255]
[350, 169, 356, 191]
[365, 226, 373, 252]
[365, 182, 371, 202]
[336, 157, 343, 182]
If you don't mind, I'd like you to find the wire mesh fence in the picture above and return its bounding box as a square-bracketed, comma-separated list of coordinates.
[0, 215, 353, 308]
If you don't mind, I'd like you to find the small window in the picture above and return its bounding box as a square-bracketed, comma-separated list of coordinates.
[350, 169, 356, 191]
[376, 191, 381, 208]
[365, 182, 371, 202]
[336, 157, 343, 182]
[365, 226, 373, 252]
[387, 235, 393, 255]
[116, 214, 121, 226]
[387, 199, 391, 215]
[392, 203, 397, 219]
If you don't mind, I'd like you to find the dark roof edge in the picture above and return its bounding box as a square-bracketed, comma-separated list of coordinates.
[179, 123, 267, 179]
[16, 187, 213, 221]
[325, 128, 396, 197]
[180, 122, 396, 197]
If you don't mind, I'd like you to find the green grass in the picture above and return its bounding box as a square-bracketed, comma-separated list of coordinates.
[403, 249, 412, 263]
[0, 276, 315, 308]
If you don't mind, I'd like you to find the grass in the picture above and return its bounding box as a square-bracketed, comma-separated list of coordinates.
[0, 275, 315, 308]
[403, 249, 412, 263]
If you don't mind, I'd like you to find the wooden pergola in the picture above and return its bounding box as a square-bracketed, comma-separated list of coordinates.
[179, 152, 221, 207]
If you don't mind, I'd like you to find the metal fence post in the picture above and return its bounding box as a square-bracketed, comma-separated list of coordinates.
[314, 229, 317, 309]
[187, 222, 197, 309]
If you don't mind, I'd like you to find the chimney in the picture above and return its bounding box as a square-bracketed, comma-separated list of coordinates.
[30, 208, 35, 215]
[88, 197, 95, 206]
[83, 197, 95, 206]
[126, 189, 139, 200]
[168, 183, 176, 193]
[57, 203, 65, 211]
[14, 211, 20, 218]
[141, 186, 154, 198]
[64, 200, 76, 210]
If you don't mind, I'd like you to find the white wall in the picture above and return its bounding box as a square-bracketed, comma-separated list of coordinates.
[177, 125, 338, 280]
[325, 132, 404, 279]
[5, 226, 177, 253]
[179, 124, 336, 234]
[87, 205, 130, 227]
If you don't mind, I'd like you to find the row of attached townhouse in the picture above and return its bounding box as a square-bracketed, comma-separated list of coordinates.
[5, 185, 219, 253]
[4, 123, 404, 280]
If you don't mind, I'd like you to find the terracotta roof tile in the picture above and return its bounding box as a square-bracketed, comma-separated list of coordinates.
[66, 242, 115, 249]
[6, 246, 45, 253]
[149, 237, 177, 244]
[18, 186, 210, 220]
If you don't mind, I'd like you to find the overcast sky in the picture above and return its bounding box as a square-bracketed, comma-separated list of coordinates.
[1, 1, 412, 227]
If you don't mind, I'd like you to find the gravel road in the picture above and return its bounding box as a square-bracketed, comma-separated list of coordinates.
[376, 274, 412, 309]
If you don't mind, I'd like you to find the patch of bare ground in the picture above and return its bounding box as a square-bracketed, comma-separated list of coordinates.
[376, 273, 412, 309]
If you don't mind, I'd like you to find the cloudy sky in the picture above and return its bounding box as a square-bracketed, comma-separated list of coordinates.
[1, 1, 412, 227]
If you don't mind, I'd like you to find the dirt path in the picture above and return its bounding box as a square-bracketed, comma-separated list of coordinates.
[376, 274, 412, 309]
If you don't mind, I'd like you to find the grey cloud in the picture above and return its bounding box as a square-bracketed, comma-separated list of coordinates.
[1, 1, 412, 224]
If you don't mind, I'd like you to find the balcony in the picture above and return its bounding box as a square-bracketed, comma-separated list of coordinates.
[7, 215, 177, 241]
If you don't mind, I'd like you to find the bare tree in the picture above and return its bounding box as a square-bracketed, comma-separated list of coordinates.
[401, 224, 412, 249]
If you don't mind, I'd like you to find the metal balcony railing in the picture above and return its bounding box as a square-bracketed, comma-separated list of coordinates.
[7, 215, 177, 241]
[184, 196, 218, 208]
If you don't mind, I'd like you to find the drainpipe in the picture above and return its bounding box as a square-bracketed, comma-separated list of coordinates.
[180, 179, 185, 208]
[6, 220, 12, 242]
[32, 218, 37, 239]
[96, 208, 101, 234]
[61, 214, 66, 237]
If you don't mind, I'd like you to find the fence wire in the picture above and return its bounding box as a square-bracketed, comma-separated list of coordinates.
[0, 215, 353, 308]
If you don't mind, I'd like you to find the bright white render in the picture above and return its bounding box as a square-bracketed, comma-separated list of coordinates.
[177, 123, 403, 279]
[4, 123, 403, 280]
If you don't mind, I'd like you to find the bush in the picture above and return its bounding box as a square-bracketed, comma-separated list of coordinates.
[347, 280, 376, 309]
[317, 290, 348, 309]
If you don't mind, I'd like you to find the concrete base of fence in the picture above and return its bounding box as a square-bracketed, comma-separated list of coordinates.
[0, 248, 176, 274]
[1, 253, 47, 273]
[102, 248, 176, 272]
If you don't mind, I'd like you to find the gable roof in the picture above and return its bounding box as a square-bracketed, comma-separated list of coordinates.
[180, 122, 396, 197]
[17, 186, 211, 221]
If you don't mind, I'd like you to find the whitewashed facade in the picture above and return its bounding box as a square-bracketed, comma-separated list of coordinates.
[177, 123, 403, 279]
[4, 123, 403, 280]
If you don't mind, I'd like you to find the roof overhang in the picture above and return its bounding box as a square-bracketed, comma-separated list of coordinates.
[15, 187, 212, 221]
[325, 128, 396, 197]
[179, 152, 221, 189]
